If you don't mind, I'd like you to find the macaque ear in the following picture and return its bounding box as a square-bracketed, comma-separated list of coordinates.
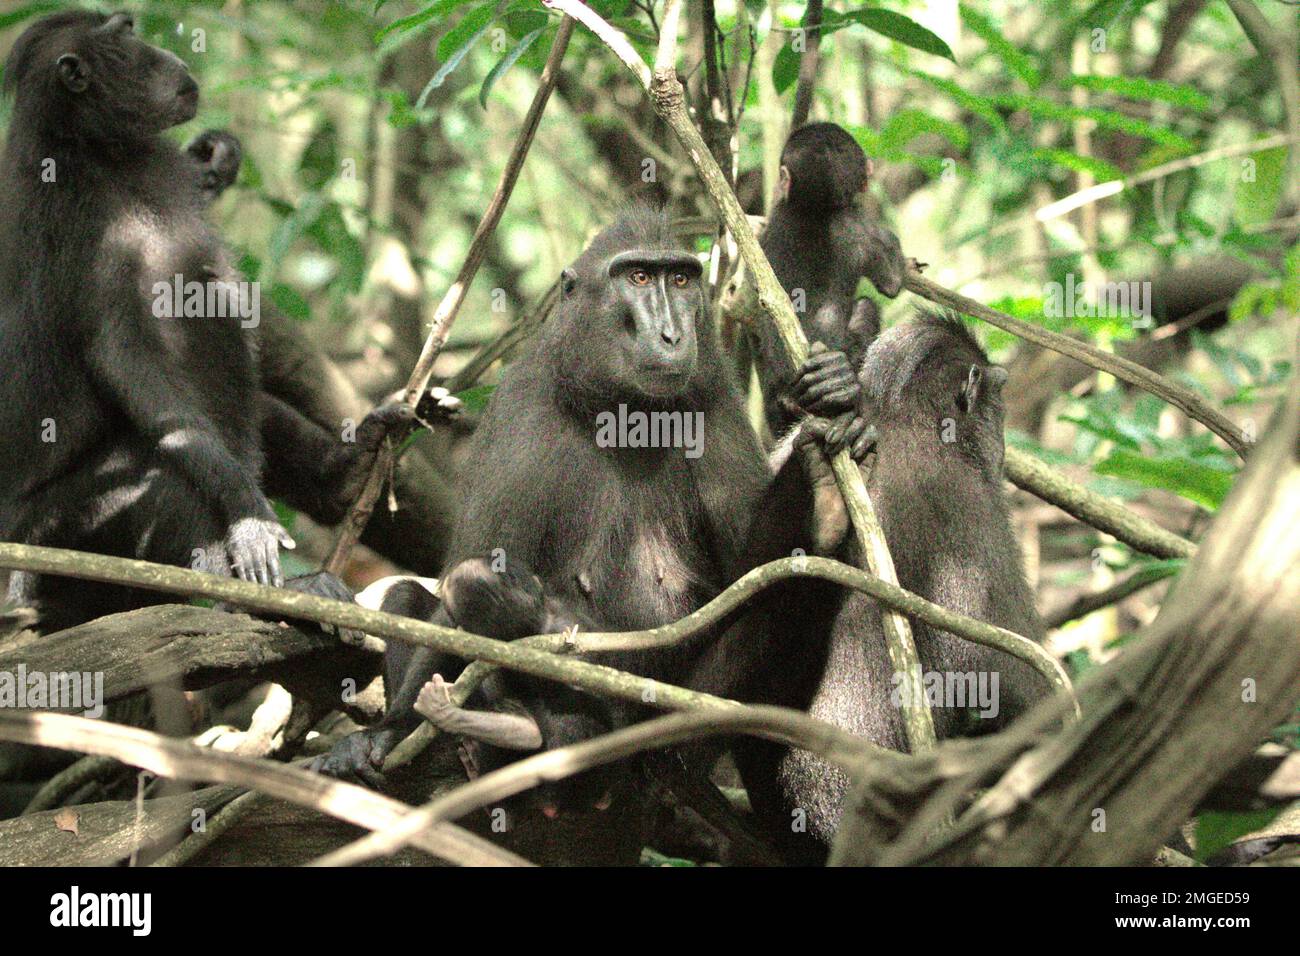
[560, 268, 577, 297]
[57, 54, 89, 93]
[959, 364, 1008, 412]
[864, 158, 875, 182]
[778, 164, 792, 202]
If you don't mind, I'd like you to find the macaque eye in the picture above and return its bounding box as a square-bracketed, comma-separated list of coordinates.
[628, 269, 650, 286]
[672, 272, 691, 287]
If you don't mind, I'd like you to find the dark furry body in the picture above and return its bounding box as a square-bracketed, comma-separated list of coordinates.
[700, 314, 1048, 861]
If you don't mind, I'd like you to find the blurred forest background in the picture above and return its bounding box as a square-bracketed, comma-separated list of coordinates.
[0, 0, 1294, 724]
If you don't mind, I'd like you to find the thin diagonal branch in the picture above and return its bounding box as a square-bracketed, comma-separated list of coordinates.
[325, 16, 576, 574]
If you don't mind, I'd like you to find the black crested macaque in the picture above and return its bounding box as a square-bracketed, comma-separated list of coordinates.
[352, 567, 617, 817]
[754, 122, 914, 451]
[178, 125, 461, 534]
[312, 206, 843, 818]
[698, 312, 1049, 860]
[0, 12, 377, 629]
[411, 559, 619, 815]
[186, 128, 242, 203]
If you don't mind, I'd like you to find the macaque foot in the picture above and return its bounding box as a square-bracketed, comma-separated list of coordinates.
[413, 386, 463, 424]
[309, 725, 400, 788]
[284, 570, 366, 645]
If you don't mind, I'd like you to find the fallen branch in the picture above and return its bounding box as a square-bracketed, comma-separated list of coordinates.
[1, 786, 243, 866]
[0, 604, 350, 708]
[0, 711, 528, 867]
[325, 16, 575, 574]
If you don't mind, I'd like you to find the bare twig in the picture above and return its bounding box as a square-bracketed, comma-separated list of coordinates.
[325, 17, 575, 574]
[459, 556, 1073, 701]
[444, 281, 559, 392]
[1032, 133, 1298, 224]
[1044, 561, 1182, 630]
[790, 0, 823, 128]
[149, 790, 264, 867]
[905, 269, 1249, 457]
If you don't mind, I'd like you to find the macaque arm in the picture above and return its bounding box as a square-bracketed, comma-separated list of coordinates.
[415, 694, 544, 750]
[859, 222, 906, 298]
[414, 675, 544, 750]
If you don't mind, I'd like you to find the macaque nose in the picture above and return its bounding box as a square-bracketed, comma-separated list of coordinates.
[179, 74, 198, 98]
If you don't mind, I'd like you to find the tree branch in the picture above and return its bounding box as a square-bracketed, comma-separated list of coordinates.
[1004, 448, 1197, 560]
[0, 711, 528, 866]
[790, 0, 823, 128]
[1043, 561, 1181, 630]
[314, 705, 897, 866]
[904, 269, 1250, 457]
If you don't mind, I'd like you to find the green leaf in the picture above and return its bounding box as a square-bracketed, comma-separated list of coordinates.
[990, 93, 1194, 150]
[1030, 148, 1122, 183]
[906, 70, 1007, 132]
[454, 384, 497, 413]
[833, 8, 956, 62]
[270, 284, 312, 321]
[502, 8, 548, 39]
[879, 108, 969, 151]
[479, 26, 545, 108]
[298, 121, 340, 190]
[1093, 450, 1235, 510]
[1066, 0, 1159, 34]
[1193, 809, 1281, 863]
[306, 204, 367, 294]
[419, 2, 500, 107]
[772, 41, 800, 95]
[437, 2, 499, 60]
[0, 1, 61, 32]
[1235, 146, 1286, 228]
[375, 0, 473, 44]
[1068, 74, 1210, 111]
[959, 5, 1040, 88]
[265, 193, 328, 286]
